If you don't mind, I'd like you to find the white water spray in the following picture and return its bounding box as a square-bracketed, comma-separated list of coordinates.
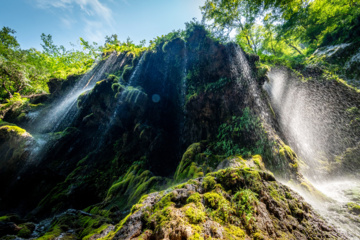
[265, 68, 360, 238]
[31, 53, 118, 134]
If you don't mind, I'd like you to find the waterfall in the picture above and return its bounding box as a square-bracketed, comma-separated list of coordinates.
[181, 42, 188, 109]
[94, 53, 147, 150]
[27, 53, 120, 159]
[264, 67, 360, 239]
[30, 52, 119, 134]
[227, 44, 270, 122]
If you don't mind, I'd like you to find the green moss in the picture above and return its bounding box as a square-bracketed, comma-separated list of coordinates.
[268, 183, 286, 203]
[83, 224, 110, 240]
[174, 143, 202, 182]
[37, 225, 62, 240]
[130, 203, 144, 213]
[0, 125, 27, 136]
[16, 112, 26, 122]
[138, 194, 149, 204]
[300, 181, 312, 193]
[153, 192, 175, 212]
[0, 216, 10, 221]
[203, 191, 233, 224]
[105, 163, 164, 212]
[17, 226, 32, 238]
[189, 232, 203, 240]
[203, 192, 224, 209]
[252, 154, 266, 170]
[253, 232, 266, 240]
[153, 207, 173, 230]
[279, 144, 297, 161]
[224, 225, 245, 239]
[347, 202, 360, 215]
[187, 192, 202, 206]
[202, 176, 216, 191]
[99, 213, 131, 240]
[185, 204, 206, 224]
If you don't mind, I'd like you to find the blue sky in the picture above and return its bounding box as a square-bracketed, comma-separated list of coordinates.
[0, 0, 205, 50]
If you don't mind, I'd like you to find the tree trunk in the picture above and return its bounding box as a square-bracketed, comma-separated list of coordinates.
[288, 43, 304, 55]
[2, 81, 13, 98]
[238, 23, 255, 54]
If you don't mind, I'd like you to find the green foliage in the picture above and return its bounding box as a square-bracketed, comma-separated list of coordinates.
[216, 108, 272, 158]
[1, 92, 29, 109]
[102, 35, 147, 57]
[39, 34, 95, 79]
[204, 77, 232, 92]
[232, 189, 258, 223]
[201, 0, 360, 76]
[0, 27, 95, 101]
[148, 30, 184, 51]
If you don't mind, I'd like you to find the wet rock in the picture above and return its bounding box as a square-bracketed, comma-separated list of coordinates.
[99, 167, 344, 239]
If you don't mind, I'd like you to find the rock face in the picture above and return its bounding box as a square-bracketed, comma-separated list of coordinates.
[95, 164, 343, 240]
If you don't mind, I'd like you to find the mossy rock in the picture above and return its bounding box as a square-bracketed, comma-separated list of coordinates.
[92, 166, 343, 239]
[347, 202, 360, 215]
[174, 142, 223, 183]
[36, 209, 110, 240]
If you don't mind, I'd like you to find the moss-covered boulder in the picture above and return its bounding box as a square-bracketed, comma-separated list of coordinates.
[0, 122, 33, 178]
[86, 167, 342, 240]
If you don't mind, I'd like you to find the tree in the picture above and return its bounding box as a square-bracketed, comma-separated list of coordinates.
[201, 0, 360, 60]
[0, 28, 96, 101]
[201, 0, 265, 53]
[0, 27, 30, 98]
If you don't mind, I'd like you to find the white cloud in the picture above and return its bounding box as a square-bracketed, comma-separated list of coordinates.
[35, 0, 116, 43]
[83, 19, 112, 43]
[60, 15, 76, 28]
[36, 0, 113, 23]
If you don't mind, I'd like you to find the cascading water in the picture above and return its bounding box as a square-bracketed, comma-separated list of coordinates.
[27, 52, 120, 158]
[30, 52, 118, 134]
[181, 42, 188, 109]
[95, 53, 147, 150]
[227, 43, 275, 138]
[264, 67, 360, 238]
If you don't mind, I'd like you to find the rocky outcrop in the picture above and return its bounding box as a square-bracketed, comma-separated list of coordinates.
[90, 163, 343, 240]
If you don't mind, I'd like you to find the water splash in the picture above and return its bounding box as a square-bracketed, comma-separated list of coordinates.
[263, 68, 354, 178]
[265, 67, 360, 238]
[285, 179, 360, 239]
[226, 44, 273, 131]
